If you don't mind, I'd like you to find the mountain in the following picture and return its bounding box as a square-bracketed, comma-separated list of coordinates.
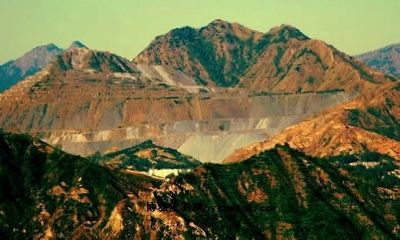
[155, 146, 400, 239]
[1, 131, 399, 239]
[0, 40, 354, 162]
[135, 19, 264, 87]
[0, 21, 397, 163]
[356, 44, 400, 77]
[0, 44, 63, 92]
[135, 20, 394, 92]
[225, 82, 400, 163]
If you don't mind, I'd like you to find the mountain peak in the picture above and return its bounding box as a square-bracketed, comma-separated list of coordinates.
[269, 24, 298, 32]
[0, 43, 63, 91]
[21, 43, 62, 60]
[267, 24, 309, 41]
[200, 19, 232, 34]
[31, 43, 60, 52]
[208, 19, 230, 26]
[68, 41, 88, 50]
[201, 18, 262, 41]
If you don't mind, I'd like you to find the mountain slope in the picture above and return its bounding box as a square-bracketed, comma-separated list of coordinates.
[225, 83, 400, 163]
[1, 132, 399, 239]
[0, 44, 63, 91]
[155, 146, 400, 239]
[135, 20, 394, 92]
[0, 22, 395, 162]
[240, 34, 392, 93]
[0, 131, 163, 239]
[356, 44, 400, 77]
[0, 41, 353, 160]
[135, 19, 264, 87]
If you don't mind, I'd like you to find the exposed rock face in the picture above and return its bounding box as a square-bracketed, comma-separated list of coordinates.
[135, 20, 394, 92]
[2, 132, 399, 239]
[225, 83, 400, 163]
[356, 44, 400, 77]
[0, 44, 63, 91]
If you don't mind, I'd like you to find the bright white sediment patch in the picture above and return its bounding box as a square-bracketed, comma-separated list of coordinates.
[148, 168, 191, 178]
[178, 133, 267, 163]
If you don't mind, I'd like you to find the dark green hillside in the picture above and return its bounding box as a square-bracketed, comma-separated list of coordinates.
[0, 132, 399, 239]
[0, 132, 161, 239]
[153, 146, 400, 239]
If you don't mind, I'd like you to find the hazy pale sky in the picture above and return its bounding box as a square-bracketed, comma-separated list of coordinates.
[0, 0, 399, 64]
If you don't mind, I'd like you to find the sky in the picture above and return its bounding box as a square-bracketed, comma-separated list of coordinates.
[0, 0, 399, 64]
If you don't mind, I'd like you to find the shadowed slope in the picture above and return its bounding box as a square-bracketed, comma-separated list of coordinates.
[0, 132, 399, 238]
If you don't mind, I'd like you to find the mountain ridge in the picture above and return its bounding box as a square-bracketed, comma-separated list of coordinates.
[134, 19, 265, 87]
[135, 19, 394, 93]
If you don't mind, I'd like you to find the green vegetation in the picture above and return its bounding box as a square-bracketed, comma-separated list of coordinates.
[1, 132, 398, 239]
[0, 131, 162, 239]
[168, 26, 261, 87]
[347, 107, 400, 141]
[155, 146, 399, 239]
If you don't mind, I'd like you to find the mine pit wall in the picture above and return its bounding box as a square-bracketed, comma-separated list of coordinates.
[10, 91, 354, 162]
